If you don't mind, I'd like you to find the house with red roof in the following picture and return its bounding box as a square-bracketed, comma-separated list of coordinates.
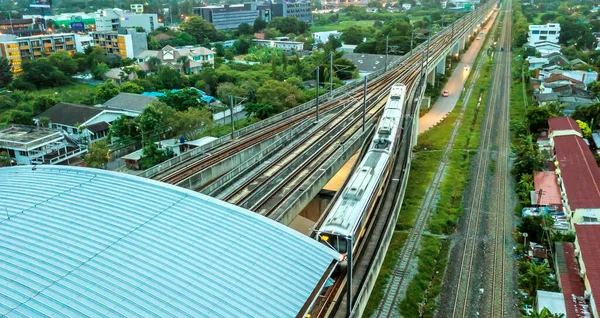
[574, 223, 600, 317]
[554, 242, 590, 318]
[549, 117, 600, 226]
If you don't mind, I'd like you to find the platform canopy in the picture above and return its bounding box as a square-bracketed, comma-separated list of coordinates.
[0, 166, 339, 317]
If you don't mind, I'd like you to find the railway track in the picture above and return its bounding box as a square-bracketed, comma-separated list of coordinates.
[148, 13, 481, 188]
[308, 4, 498, 317]
[450, 1, 511, 317]
[373, 8, 500, 317]
[489, 1, 512, 317]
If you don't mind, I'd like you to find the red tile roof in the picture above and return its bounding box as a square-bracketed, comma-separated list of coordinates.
[549, 117, 582, 134]
[559, 243, 588, 318]
[554, 135, 600, 209]
[574, 224, 600, 315]
[534, 171, 562, 207]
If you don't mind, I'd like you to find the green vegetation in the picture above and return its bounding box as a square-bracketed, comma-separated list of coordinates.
[399, 236, 450, 316]
[363, 231, 409, 317]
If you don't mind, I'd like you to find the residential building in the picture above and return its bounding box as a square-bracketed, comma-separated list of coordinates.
[156, 45, 215, 73]
[548, 117, 600, 225]
[524, 41, 561, 57]
[38, 102, 136, 144]
[0, 18, 45, 36]
[574, 223, 600, 317]
[0, 125, 87, 165]
[402, 3, 412, 10]
[528, 23, 561, 46]
[95, 9, 122, 32]
[103, 93, 157, 114]
[90, 29, 148, 59]
[0, 33, 82, 74]
[194, 3, 261, 30]
[536, 291, 567, 316]
[526, 56, 549, 70]
[533, 171, 562, 209]
[365, 7, 378, 12]
[313, 31, 342, 44]
[252, 39, 304, 51]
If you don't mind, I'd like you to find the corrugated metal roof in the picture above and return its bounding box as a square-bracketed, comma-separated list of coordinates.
[0, 166, 339, 317]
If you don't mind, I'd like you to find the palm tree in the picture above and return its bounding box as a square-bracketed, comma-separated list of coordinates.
[521, 261, 553, 297]
[532, 307, 565, 318]
[147, 56, 161, 72]
[177, 55, 189, 74]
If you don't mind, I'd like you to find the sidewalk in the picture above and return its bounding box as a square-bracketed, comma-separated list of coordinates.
[418, 14, 496, 135]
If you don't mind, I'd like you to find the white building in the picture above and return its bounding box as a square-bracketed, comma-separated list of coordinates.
[252, 39, 304, 51]
[402, 3, 412, 10]
[95, 9, 162, 33]
[312, 31, 342, 44]
[528, 23, 561, 46]
[0, 125, 87, 165]
[526, 56, 549, 70]
[365, 8, 378, 12]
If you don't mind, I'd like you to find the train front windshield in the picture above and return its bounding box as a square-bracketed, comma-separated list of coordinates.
[319, 234, 348, 254]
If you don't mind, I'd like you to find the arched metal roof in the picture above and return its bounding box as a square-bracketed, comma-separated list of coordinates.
[0, 166, 339, 317]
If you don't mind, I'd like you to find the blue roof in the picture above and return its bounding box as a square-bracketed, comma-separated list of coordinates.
[141, 92, 166, 97]
[0, 166, 339, 317]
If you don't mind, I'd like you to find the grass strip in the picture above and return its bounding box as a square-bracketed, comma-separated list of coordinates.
[398, 235, 451, 317]
[363, 231, 410, 317]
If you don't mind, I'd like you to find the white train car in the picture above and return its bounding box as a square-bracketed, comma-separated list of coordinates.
[316, 83, 407, 255]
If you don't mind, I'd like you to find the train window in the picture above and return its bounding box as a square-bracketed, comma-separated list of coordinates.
[390, 95, 401, 100]
[337, 237, 348, 254]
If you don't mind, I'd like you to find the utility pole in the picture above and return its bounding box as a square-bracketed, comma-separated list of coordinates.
[330, 51, 333, 97]
[316, 67, 319, 122]
[363, 77, 367, 132]
[8, 11, 13, 34]
[410, 23, 414, 56]
[384, 35, 389, 72]
[229, 95, 235, 140]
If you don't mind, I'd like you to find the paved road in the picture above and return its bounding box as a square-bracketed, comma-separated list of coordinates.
[418, 13, 497, 135]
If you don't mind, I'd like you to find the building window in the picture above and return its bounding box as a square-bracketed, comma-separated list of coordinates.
[583, 216, 598, 222]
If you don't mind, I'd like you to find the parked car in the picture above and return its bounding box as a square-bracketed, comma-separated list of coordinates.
[442, 90, 449, 97]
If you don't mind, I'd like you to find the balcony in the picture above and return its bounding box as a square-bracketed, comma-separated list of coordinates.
[33, 51, 42, 56]
[19, 45, 30, 50]
[66, 41, 74, 45]
[43, 43, 53, 48]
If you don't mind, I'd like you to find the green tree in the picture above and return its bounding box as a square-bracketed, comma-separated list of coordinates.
[333, 57, 357, 80]
[21, 58, 70, 89]
[253, 17, 268, 33]
[340, 26, 364, 45]
[268, 17, 308, 35]
[32, 95, 59, 115]
[137, 101, 175, 145]
[147, 56, 162, 72]
[216, 82, 249, 104]
[0, 150, 11, 166]
[244, 102, 279, 119]
[577, 120, 592, 138]
[84, 141, 110, 168]
[233, 36, 252, 55]
[255, 79, 306, 113]
[263, 27, 281, 40]
[526, 104, 562, 132]
[109, 115, 138, 145]
[532, 308, 565, 318]
[158, 88, 201, 111]
[213, 43, 225, 57]
[281, 51, 288, 72]
[512, 134, 547, 177]
[170, 107, 213, 139]
[0, 57, 13, 88]
[324, 35, 342, 52]
[179, 16, 217, 44]
[94, 80, 120, 104]
[120, 82, 144, 94]
[48, 51, 78, 75]
[139, 143, 172, 169]
[175, 32, 196, 46]
[93, 62, 110, 80]
[177, 55, 190, 74]
[156, 67, 184, 89]
[238, 22, 253, 35]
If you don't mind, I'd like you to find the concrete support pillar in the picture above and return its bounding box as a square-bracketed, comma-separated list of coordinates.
[461, 35, 467, 50]
[427, 70, 435, 86]
[452, 42, 460, 56]
[436, 58, 446, 75]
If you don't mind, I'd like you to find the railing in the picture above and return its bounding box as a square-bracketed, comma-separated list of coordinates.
[49, 147, 88, 164]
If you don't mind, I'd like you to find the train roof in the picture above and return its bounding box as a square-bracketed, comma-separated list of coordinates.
[0, 166, 339, 317]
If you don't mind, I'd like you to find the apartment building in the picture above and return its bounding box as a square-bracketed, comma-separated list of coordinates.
[528, 23, 561, 46]
[95, 9, 162, 33]
[193, 1, 311, 30]
[0, 18, 45, 36]
[90, 29, 148, 59]
[268, 1, 313, 23]
[194, 3, 261, 30]
[0, 33, 82, 73]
